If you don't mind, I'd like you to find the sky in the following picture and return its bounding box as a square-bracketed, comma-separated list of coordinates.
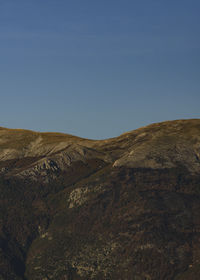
[0, 0, 200, 139]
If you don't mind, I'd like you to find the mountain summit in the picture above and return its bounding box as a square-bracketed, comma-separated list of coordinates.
[0, 119, 200, 279]
[1, 119, 200, 180]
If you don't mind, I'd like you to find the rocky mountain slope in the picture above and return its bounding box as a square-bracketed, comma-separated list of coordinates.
[0, 119, 200, 279]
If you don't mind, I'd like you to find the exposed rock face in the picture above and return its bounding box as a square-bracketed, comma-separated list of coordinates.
[112, 120, 200, 173]
[0, 119, 200, 279]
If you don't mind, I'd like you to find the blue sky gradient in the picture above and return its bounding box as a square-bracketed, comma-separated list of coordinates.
[0, 0, 200, 139]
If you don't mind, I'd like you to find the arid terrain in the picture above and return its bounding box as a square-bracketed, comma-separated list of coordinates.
[0, 119, 200, 279]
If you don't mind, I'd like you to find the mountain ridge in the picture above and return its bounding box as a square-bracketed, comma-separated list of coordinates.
[1, 119, 200, 180]
[0, 119, 200, 279]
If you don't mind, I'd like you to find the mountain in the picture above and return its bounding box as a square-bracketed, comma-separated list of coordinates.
[0, 119, 200, 279]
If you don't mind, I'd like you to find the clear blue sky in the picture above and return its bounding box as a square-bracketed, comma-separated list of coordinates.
[0, 0, 200, 139]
